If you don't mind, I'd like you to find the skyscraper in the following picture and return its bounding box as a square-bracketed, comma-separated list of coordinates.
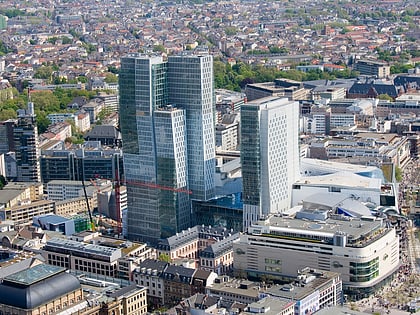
[241, 97, 299, 229]
[119, 53, 215, 244]
[168, 54, 215, 201]
[14, 101, 41, 182]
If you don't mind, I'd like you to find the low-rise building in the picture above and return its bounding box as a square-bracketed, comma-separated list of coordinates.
[353, 60, 390, 78]
[233, 209, 399, 299]
[0, 263, 83, 315]
[156, 225, 240, 274]
[0, 199, 55, 226]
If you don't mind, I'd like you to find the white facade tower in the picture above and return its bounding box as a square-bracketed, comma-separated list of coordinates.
[241, 97, 300, 229]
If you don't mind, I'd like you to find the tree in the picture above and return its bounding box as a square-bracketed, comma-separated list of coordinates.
[0, 175, 6, 189]
[0, 39, 9, 56]
[47, 37, 58, 45]
[0, 108, 17, 121]
[225, 26, 238, 36]
[158, 253, 171, 263]
[153, 44, 165, 53]
[378, 94, 393, 101]
[34, 66, 54, 82]
[61, 36, 72, 44]
[395, 166, 402, 182]
[104, 73, 118, 84]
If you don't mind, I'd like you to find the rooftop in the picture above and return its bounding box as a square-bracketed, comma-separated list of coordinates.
[251, 212, 386, 247]
[4, 263, 65, 286]
[295, 171, 382, 190]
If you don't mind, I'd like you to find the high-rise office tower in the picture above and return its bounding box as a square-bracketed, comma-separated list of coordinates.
[241, 97, 299, 229]
[14, 101, 41, 182]
[119, 53, 215, 244]
[168, 55, 215, 201]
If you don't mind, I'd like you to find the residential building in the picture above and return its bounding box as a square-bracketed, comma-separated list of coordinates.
[120, 52, 215, 244]
[95, 92, 119, 112]
[199, 232, 239, 275]
[241, 97, 300, 229]
[354, 60, 390, 78]
[132, 259, 217, 308]
[206, 277, 260, 306]
[156, 225, 239, 274]
[133, 259, 168, 306]
[82, 98, 105, 123]
[216, 89, 246, 113]
[84, 125, 122, 147]
[111, 284, 148, 315]
[46, 111, 90, 132]
[215, 113, 240, 151]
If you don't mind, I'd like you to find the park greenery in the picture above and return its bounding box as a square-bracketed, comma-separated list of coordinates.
[0, 88, 96, 133]
[213, 59, 360, 91]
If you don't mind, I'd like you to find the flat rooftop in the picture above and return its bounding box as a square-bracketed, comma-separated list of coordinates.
[252, 214, 385, 245]
[295, 172, 381, 189]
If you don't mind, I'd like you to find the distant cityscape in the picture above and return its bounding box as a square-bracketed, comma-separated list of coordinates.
[0, 0, 419, 315]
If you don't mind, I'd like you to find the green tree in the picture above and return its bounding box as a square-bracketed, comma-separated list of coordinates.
[0, 39, 9, 56]
[153, 44, 165, 53]
[61, 36, 72, 44]
[104, 73, 118, 84]
[395, 166, 402, 182]
[225, 26, 238, 36]
[47, 37, 58, 45]
[378, 94, 393, 101]
[0, 108, 17, 120]
[34, 66, 54, 82]
[0, 175, 6, 189]
[158, 253, 171, 263]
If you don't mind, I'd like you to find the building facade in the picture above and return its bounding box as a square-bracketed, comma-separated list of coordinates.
[233, 212, 400, 299]
[119, 53, 215, 244]
[241, 97, 300, 228]
[354, 60, 390, 78]
[14, 102, 41, 182]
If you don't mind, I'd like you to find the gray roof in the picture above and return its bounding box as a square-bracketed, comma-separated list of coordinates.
[0, 189, 24, 204]
[0, 264, 80, 309]
[138, 259, 168, 274]
[85, 125, 121, 139]
[163, 265, 195, 283]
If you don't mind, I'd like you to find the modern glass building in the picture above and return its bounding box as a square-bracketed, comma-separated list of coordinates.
[14, 102, 41, 182]
[119, 53, 215, 244]
[241, 97, 300, 228]
[168, 54, 216, 201]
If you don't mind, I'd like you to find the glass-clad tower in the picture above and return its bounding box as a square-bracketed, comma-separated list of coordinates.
[14, 101, 41, 182]
[119, 53, 215, 244]
[241, 97, 300, 229]
[168, 55, 215, 201]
